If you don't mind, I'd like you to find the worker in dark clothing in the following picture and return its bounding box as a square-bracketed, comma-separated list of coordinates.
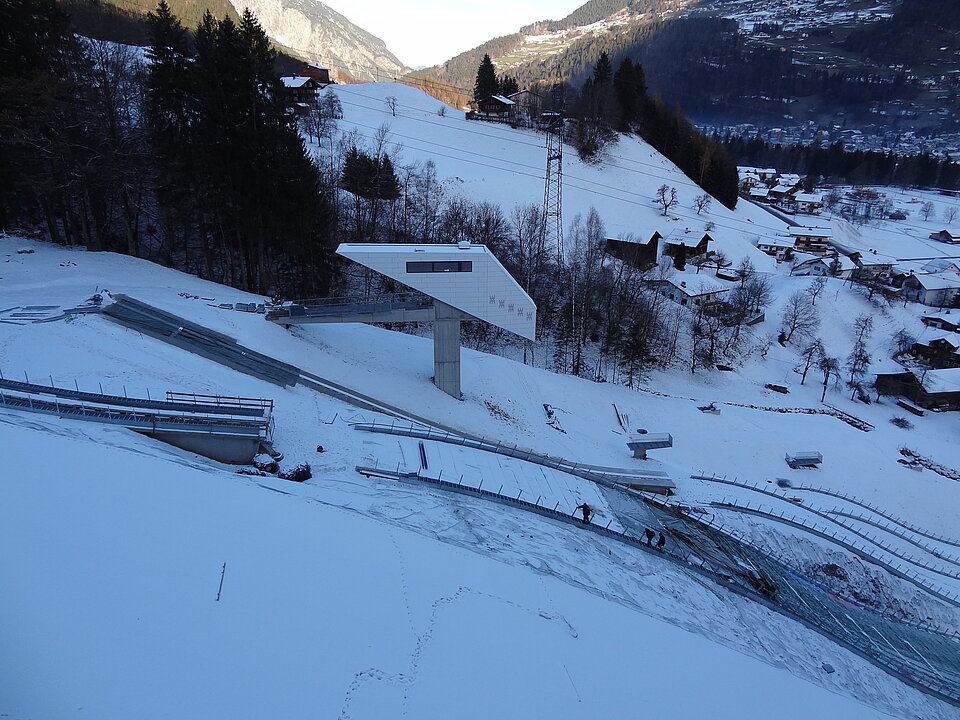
[316, 445, 325, 453]
[656, 532, 666, 551]
[644, 528, 655, 547]
[575, 503, 592, 524]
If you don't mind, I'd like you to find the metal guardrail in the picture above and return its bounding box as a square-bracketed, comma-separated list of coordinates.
[0, 376, 269, 417]
[0, 392, 270, 438]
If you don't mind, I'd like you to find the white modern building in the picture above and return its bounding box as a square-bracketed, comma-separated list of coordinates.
[268, 242, 536, 398]
[340, 242, 536, 398]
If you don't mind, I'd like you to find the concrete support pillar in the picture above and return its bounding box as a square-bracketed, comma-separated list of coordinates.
[433, 301, 462, 399]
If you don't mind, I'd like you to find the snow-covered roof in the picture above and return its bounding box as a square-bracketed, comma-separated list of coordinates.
[920, 259, 960, 274]
[794, 193, 823, 203]
[919, 367, 960, 394]
[908, 272, 960, 290]
[667, 273, 729, 296]
[485, 95, 515, 105]
[779, 174, 802, 184]
[758, 236, 794, 248]
[923, 311, 959, 325]
[749, 188, 769, 198]
[789, 227, 833, 239]
[281, 76, 313, 88]
[770, 184, 796, 194]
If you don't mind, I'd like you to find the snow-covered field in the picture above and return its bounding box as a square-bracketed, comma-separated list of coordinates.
[3, 83, 960, 719]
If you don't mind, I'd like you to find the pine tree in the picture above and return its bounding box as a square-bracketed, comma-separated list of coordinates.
[474, 54, 499, 101]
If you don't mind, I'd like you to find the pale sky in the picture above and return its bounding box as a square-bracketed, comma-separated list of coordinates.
[320, 0, 586, 68]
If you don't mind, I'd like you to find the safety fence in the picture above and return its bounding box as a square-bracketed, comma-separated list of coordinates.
[693, 474, 960, 601]
[0, 374, 270, 417]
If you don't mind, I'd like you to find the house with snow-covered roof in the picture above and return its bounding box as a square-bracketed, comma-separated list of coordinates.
[875, 367, 960, 411]
[911, 330, 960, 369]
[756, 235, 795, 261]
[788, 227, 832, 255]
[280, 76, 320, 105]
[922, 312, 960, 332]
[929, 229, 960, 243]
[793, 192, 824, 215]
[476, 95, 516, 120]
[648, 274, 730, 309]
[902, 272, 960, 307]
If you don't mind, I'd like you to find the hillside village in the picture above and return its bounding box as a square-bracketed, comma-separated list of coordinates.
[3, 3, 960, 719]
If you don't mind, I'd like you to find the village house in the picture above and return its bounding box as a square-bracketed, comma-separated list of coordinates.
[749, 187, 770, 202]
[793, 192, 824, 215]
[507, 89, 540, 119]
[661, 232, 712, 262]
[279, 76, 320, 108]
[789, 227, 832, 255]
[929, 229, 960, 243]
[875, 367, 960, 411]
[757, 236, 795, 261]
[605, 233, 661, 271]
[902, 272, 960, 307]
[922, 312, 960, 332]
[768, 184, 800, 206]
[475, 95, 516, 120]
[911, 331, 960, 369]
[299, 63, 332, 86]
[791, 255, 832, 277]
[648, 275, 730, 309]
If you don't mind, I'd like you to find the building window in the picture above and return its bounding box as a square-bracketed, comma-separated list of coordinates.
[406, 261, 473, 273]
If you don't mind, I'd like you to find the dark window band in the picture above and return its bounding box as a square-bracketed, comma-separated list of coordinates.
[406, 261, 473, 273]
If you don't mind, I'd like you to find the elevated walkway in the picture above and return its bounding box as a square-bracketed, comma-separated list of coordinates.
[266, 293, 435, 325]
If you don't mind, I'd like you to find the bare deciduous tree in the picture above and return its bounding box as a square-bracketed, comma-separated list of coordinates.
[920, 201, 936, 221]
[805, 276, 827, 306]
[385, 96, 398, 116]
[780, 290, 820, 342]
[693, 193, 712, 215]
[655, 184, 678, 216]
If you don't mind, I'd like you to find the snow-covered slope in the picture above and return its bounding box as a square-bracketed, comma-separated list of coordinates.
[1, 229, 959, 718]
[322, 82, 780, 268]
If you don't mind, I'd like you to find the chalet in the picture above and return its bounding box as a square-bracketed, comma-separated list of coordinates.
[929, 229, 960, 243]
[768, 184, 799, 204]
[476, 94, 516, 119]
[757, 236, 795, 261]
[507, 89, 540, 118]
[649, 275, 730, 309]
[793, 192, 824, 215]
[848, 251, 893, 280]
[788, 227, 832, 255]
[922, 312, 960, 332]
[778, 173, 802, 187]
[749, 187, 770, 202]
[605, 233, 660, 271]
[299, 63, 332, 86]
[911, 331, 960, 368]
[738, 169, 762, 191]
[875, 367, 960, 411]
[791, 255, 831, 277]
[902, 272, 960, 307]
[280, 76, 320, 106]
[662, 232, 712, 261]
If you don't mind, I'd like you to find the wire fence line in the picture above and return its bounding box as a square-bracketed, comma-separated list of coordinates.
[692, 474, 960, 582]
[356, 464, 960, 707]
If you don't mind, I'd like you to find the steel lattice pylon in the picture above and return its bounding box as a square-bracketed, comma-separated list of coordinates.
[540, 112, 564, 262]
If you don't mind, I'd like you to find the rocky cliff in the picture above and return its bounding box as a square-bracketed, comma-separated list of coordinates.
[229, 0, 409, 81]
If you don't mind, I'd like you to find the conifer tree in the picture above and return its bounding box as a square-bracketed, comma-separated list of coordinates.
[473, 54, 499, 101]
